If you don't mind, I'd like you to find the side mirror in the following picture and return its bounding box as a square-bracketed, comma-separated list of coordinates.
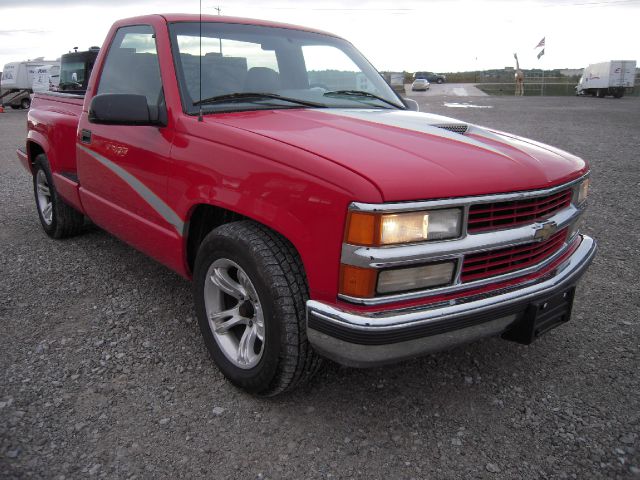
[402, 97, 420, 112]
[89, 93, 162, 126]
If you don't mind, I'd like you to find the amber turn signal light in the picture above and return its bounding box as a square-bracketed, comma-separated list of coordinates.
[339, 264, 377, 298]
[344, 212, 379, 246]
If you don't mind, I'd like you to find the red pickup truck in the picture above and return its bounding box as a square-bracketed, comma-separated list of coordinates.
[17, 14, 596, 396]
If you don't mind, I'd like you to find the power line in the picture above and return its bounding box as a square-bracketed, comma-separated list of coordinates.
[268, 7, 414, 11]
[542, 0, 640, 6]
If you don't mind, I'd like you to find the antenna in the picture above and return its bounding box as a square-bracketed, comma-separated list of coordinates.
[215, 6, 222, 54]
[198, 0, 203, 122]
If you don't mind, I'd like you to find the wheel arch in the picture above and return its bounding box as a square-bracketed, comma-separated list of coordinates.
[185, 203, 248, 274]
[26, 140, 46, 171]
[183, 203, 311, 281]
[26, 129, 51, 165]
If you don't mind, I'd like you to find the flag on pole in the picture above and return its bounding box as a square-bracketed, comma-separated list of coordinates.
[535, 37, 545, 48]
[537, 48, 545, 60]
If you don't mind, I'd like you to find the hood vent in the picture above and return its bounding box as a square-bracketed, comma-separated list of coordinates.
[433, 124, 469, 134]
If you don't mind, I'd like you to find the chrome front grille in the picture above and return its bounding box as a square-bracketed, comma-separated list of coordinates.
[468, 189, 572, 233]
[342, 176, 587, 305]
[461, 229, 569, 282]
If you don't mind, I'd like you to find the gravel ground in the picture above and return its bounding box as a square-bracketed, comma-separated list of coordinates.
[1, 96, 639, 479]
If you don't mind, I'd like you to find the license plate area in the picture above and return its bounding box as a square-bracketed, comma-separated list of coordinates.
[503, 287, 576, 345]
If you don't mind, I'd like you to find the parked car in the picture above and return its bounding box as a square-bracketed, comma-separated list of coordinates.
[415, 71, 446, 84]
[411, 78, 430, 91]
[18, 14, 596, 396]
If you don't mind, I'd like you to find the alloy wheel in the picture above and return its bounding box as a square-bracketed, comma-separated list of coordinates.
[203, 258, 265, 369]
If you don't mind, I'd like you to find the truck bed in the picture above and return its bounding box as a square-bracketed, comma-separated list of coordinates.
[34, 90, 85, 105]
[27, 92, 85, 211]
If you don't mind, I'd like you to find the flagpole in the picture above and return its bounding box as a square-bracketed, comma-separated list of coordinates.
[535, 37, 546, 96]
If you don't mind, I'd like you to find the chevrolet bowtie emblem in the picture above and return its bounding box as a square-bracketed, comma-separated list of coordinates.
[534, 221, 558, 242]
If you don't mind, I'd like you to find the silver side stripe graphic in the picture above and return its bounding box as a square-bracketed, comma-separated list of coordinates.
[465, 124, 515, 144]
[78, 144, 185, 235]
[319, 109, 512, 160]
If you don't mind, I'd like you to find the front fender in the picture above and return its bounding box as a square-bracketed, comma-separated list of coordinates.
[171, 128, 382, 303]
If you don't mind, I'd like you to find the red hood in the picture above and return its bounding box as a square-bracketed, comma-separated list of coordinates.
[209, 108, 588, 202]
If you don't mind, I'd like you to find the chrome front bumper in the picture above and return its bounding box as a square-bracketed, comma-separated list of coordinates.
[306, 235, 597, 367]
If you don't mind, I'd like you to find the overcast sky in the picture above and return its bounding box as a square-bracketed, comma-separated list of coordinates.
[1, 0, 638, 73]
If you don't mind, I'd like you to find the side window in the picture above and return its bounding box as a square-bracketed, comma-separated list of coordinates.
[98, 25, 162, 107]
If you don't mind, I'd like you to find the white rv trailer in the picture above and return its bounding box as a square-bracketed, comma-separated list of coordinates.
[1, 59, 59, 109]
[31, 64, 61, 92]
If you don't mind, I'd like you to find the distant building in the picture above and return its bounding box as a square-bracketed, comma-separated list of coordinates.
[560, 68, 583, 77]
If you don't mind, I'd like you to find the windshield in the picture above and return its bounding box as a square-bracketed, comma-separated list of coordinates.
[169, 22, 405, 114]
[59, 61, 85, 89]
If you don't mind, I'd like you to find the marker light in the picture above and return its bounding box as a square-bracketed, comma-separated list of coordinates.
[576, 178, 590, 205]
[339, 264, 378, 298]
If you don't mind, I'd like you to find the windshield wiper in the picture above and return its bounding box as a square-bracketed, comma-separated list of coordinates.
[193, 92, 325, 108]
[323, 90, 404, 109]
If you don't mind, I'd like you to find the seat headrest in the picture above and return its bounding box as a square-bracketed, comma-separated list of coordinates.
[244, 67, 280, 92]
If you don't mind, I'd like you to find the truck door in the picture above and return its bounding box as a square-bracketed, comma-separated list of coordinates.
[77, 24, 181, 271]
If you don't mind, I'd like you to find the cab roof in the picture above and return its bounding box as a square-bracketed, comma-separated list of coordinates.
[115, 14, 340, 38]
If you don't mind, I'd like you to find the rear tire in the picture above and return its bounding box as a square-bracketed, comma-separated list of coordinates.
[33, 154, 84, 239]
[597, 89, 606, 98]
[193, 221, 321, 396]
[437, 78, 444, 84]
[21, 98, 31, 109]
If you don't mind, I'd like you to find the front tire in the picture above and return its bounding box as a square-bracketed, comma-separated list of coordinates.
[193, 221, 321, 396]
[21, 98, 31, 109]
[33, 154, 84, 238]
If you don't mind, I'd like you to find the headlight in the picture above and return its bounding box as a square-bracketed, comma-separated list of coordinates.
[576, 178, 589, 205]
[345, 208, 462, 246]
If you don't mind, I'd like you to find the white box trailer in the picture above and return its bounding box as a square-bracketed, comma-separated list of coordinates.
[576, 60, 636, 98]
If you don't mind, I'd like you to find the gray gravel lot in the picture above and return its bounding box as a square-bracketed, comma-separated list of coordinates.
[1, 95, 639, 479]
